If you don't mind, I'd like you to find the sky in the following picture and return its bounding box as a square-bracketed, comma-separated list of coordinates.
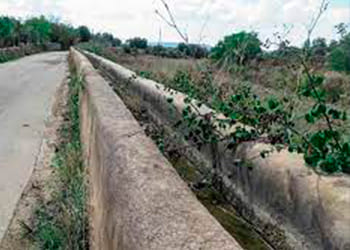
[0, 0, 349, 47]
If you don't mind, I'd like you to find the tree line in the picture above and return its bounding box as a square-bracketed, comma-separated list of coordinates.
[1, 15, 349, 73]
[0, 15, 121, 50]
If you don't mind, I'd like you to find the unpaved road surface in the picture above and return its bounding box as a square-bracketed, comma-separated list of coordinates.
[0, 52, 68, 241]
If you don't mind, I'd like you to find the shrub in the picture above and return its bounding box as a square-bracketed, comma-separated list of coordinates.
[210, 31, 261, 65]
[177, 43, 208, 58]
[126, 37, 148, 49]
[323, 72, 349, 103]
[329, 47, 347, 72]
[77, 26, 91, 42]
[327, 33, 350, 73]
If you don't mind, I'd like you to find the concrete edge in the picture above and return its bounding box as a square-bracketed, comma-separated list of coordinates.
[70, 47, 243, 250]
[81, 49, 350, 250]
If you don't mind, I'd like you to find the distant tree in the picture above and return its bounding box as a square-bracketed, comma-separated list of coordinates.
[0, 17, 15, 47]
[102, 33, 114, 44]
[24, 16, 52, 44]
[177, 43, 207, 58]
[150, 45, 166, 56]
[328, 33, 350, 72]
[51, 23, 78, 49]
[211, 31, 261, 65]
[329, 47, 347, 72]
[93, 32, 121, 47]
[111, 37, 121, 47]
[335, 23, 348, 38]
[328, 40, 338, 52]
[311, 37, 327, 57]
[0, 15, 95, 50]
[126, 37, 148, 49]
[78, 25, 91, 42]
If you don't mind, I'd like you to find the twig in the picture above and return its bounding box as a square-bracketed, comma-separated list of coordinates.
[155, 0, 189, 43]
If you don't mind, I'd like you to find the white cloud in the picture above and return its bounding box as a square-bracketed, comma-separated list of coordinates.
[0, 0, 349, 46]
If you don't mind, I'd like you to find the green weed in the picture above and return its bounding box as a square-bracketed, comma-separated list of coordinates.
[27, 72, 88, 250]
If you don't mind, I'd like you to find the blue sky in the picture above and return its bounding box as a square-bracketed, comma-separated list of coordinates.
[334, 0, 349, 6]
[0, 0, 349, 47]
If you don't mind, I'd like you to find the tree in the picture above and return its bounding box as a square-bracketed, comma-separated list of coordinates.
[311, 37, 327, 57]
[92, 32, 121, 47]
[111, 37, 121, 47]
[126, 37, 148, 49]
[51, 23, 78, 49]
[328, 33, 350, 73]
[24, 16, 52, 44]
[0, 17, 15, 47]
[335, 23, 348, 38]
[177, 43, 207, 58]
[210, 31, 261, 65]
[328, 40, 338, 52]
[329, 47, 346, 71]
[78, 25, 91, 42]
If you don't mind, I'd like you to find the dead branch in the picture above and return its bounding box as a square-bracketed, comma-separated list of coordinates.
[155, 0, 189, 43]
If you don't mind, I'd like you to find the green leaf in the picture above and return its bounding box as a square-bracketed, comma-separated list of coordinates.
[314, 103, 326, 116]
[327, 108, 341, 119]
[313, 75, 324, 86]
[342, 143, 350, 155]
[267, 98, 279, 110]
[305, 112, 315, 124]
[301, 88, 311, 97]
[319, 155, 340, 173]
[342, 111, 347, 121]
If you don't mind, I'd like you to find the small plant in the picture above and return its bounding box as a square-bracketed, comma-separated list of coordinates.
[27, 70, 88, 249]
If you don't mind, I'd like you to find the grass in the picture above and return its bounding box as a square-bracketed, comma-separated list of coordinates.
[24, 70, 88, 250]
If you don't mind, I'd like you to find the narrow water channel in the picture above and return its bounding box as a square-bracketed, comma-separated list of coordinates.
[107, 82, 273, 250]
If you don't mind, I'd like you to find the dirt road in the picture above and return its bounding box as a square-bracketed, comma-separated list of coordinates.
[0, 52, 68, 241]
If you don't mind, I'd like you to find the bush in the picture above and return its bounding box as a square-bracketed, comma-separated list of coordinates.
[0, 45, 42, 63]
[78, 26, 91, 42]
[126, 37, 148, 49]
[323, 72, 349, 103]
[327, 33, 350, 73]
[329, 47, 347, 72]
[211, 31, 261, 65]
[177, 43, 208, 58]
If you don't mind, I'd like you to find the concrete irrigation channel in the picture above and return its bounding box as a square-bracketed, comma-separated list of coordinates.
[71, 48, 243, 249]
[78, 48, 350, 250]
[0, 48, 349, 250]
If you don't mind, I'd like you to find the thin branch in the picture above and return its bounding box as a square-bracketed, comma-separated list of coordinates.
[307, 0, 329, 42]
[155, 0, 189, 43]
[301, 60, 342, 149]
